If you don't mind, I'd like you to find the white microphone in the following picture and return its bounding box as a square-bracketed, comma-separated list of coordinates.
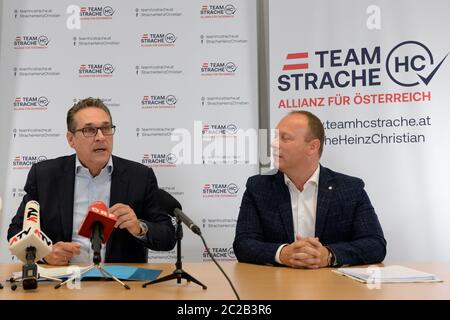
[9, 200, 52, 263]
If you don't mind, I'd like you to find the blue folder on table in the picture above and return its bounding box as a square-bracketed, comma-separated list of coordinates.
[81, 265, 162, 281]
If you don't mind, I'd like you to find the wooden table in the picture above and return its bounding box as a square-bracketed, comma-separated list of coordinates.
[0, 262, 448, 300]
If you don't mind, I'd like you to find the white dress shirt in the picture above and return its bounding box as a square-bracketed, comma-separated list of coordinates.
[275, 165, 320, 263]
[70, 157, 113, 264]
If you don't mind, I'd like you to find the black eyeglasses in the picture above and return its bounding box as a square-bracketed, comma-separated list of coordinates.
[73, 125, 116, 137]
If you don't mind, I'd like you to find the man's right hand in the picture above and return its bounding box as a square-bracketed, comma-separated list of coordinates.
[43, 242, 81, 266]
[280, 235, 324, 269]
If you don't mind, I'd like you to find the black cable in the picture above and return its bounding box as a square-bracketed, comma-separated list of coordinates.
[200, 235, 240, 300]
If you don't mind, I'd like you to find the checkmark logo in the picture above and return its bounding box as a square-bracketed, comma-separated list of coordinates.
[418, 53, 449, 85]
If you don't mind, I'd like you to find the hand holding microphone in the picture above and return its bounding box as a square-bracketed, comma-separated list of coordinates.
[78, 201, 117, 264]
[56, 201, 130, 290]
[109, 203, 141, 236]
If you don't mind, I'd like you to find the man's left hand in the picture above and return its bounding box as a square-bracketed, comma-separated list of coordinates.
[300, 237, 330, 268]
[109, 203, 141, 236]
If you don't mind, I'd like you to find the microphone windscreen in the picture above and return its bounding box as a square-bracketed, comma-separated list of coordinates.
[156, 189, 181, 216]
[9, 228, 52, 263]
[78, 201, 117, 243]
[23, 200, 41, 230]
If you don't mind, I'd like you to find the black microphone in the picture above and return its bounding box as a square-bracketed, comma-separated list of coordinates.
[22, 247, 38, 290]
[156, 189, 201, 235]
[155, 189, 240, 299]
[156, 188, 202, 235]
[174, 208, 201, 235]
[91, 222, 103, 264]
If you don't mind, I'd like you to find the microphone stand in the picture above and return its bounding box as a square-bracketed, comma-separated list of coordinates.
[55, 222, 130, 290]
[9, 246, 62, 291]
[142, 217, 207, 289]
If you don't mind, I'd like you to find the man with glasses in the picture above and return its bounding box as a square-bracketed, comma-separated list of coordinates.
[8, 98, 176, 265]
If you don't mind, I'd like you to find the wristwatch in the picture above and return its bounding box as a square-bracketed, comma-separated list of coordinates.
[136, 220, 148, 237]
[327, 248, 337, 267]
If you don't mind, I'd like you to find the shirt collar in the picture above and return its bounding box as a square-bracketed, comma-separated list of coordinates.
[284, 165, 320, 190]
[75, 156, 113, 176]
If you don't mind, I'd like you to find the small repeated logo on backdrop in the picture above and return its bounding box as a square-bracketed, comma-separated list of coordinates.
[200, 4, 237, 19]
[141, 95, 178, 109]
[200, 33, 248, 45]
[13, 96, 50, 111]
[201, 62, 238, 76]
[13, 8, 61, 19]
[13, 66, 61, 77]
[276, 40, 446, 109]
[135, 7, 183, 18]
[73, 36, 120, 47]
[78, 64, 115, 78]
[14, 35, 50, 49]
[202, 123, 239, 137]
[141, 153, 178, 168]
[147, 249, 177, 261]
[73, 97, 120, 108]
[12, 128, 61, 139]
[12, 187, 25, 198]
[201, 95, 249, 107]
[80, 6, 115, 20]
[160, 186, 185, 198]
[135, 64, 183, 76]
[201, 218, 237, 231]
[203, 247, 236, 261]
[12, 155, 47, 170]
[202, 183, 240, 198]
[136, 127, 177, 138]
[140, 33, 177, 47]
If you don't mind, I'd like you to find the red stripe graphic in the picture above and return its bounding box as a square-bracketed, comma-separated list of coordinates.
[286, 52, 308, 59]
[283, 63, 308, 71]
[282, 52, 309, 71]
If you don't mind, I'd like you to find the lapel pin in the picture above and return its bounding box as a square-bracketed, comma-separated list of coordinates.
[328, 186, 333, 190]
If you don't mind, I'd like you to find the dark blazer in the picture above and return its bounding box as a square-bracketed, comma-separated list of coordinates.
[233, 166, 386, 266]
[8, 154, 176, 263]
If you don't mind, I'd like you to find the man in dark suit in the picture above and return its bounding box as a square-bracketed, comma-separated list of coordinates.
[8, 98, 176, 265]
[233, 111, 386, 268]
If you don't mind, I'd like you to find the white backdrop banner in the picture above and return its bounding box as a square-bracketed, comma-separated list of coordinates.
[0, 0, 258, 263]
[269, 0, 450, 261]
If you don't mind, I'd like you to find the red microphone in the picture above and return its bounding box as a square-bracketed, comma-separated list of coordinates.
[78, 201, 117, 244]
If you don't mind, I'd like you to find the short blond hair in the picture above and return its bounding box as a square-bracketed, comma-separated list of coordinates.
[288, 111, 324, 157]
